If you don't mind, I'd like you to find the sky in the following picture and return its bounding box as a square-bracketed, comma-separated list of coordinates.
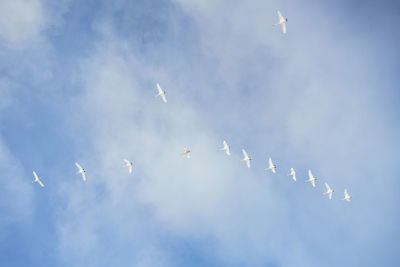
[0, 0, 399, 266]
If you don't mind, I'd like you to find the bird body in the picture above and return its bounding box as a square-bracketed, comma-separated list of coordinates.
[219, 140, 231, 156]
[305, 169, 317, 187]
[341, 189, 352, 202]
[288, 168, 296, 181]
[265, 157, 276, 173]
[183, 147, 191, 158]
[273, 10, 288, 33]
[124, 159, 133, 174]
[323, 183, 334, 200]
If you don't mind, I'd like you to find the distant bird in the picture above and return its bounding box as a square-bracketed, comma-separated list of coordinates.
[32, 171, 44, 187]
[305, 169, 317, 187]
[240, 149, 252, 168]
[323, 183, 334, 200]
[273, 10, 288, 33]
[182, 147, 191, 158]
[288, 168, 296, 182]
[156, 83, 167, 103]
[341, 189, 352, 202]
[265, 157, 276, 173]
[124, 159, 133, 174]
[75, 162, 86, 181]
[219, 140, 231, 156]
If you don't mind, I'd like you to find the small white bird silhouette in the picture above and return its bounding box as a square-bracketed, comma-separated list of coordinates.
[219, 140, 231, 156]
[273, 10, 288, 33]
[265, 157, 276, 173]
[124, 159, 133, 174]
[341, 189, 352, 202]
[323, 183, 334, 200]
[182, 147, 191, 158]
[32, 171, 44, 187]
[305, 170, 317, 187]
[156, 83, 167, 103]
[240, 149, 252, 168]
[288, 168, 296, 182]
[75, 162, 86, 181]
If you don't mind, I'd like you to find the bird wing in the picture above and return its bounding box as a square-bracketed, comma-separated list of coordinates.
[269, 158, 273, 168]
[81, 172, 86, 181]
[38, 179, 44, 187]
[129, 165, 132, 174]
[308, 170, 313, 180]
[281, 22, 286, 34]
[246, 159, 250, 168]
[277, 10, 284, 21]
[311, 179, 316, 187]
[328, 191, 333, 200]
[161, 94, 167, 103]
[124, 159, 130, 165]
[272, 168, 276, 173]
[344, 189, 349, 198]
[75, 162, 82, 171]
[325, 183, 331, 191]
[292, 173, 296, 181]
[33, 171, 39, 180]
[226, 147, 230, 155]
[242, 149, 248, 158]
[156, 83, 163, 94]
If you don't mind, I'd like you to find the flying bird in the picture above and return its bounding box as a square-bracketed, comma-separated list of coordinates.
[124, 159, 133, 174]
[288, 168, 296, 182]
[323, 183, 334, 200]
[32, 171, 44, 187]
[305, 169, 317, 187]
[219, 140, 231, 156]
[156, 83, 167, 103]
[182, 147, 191, 158]
[341, 189, 352, 202]
[265, 157, 276, 173]
[75, 162, 86, 181]
[273, 10, 288, 33]
[240, 149, 252, 168]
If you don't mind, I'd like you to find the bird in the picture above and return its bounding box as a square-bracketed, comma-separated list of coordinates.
[32, 171, 44, 187]
[273, 10, 288, 33]
[341, 189, 352, 202]
[323, 183, 334, 200]
[288, 168, 296, 182]
[156, 83, 167, 103]
[182, 147, 191, 158]
[124, 159, 133, 174]
[219, 140, 231, 156]
[75, 162, 86, 181]
[240, 149, 252, 168]
[305, 169, 317, 187]
[265, 157, 276, 173]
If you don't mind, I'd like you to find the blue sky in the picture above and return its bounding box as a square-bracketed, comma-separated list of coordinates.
[0, 0, 399, 266]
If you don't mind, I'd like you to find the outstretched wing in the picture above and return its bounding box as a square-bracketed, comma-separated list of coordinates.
[81, 172, 86, 181]
[308, 170, 313, 180]
[161, 94, 167, 103]
[33, 171, 39, 180]
[242, 149, 248, 159]
[328, 191, 333, 200]
[281, 22, 286, 34]
[38, 179, 44, 187]
[344, 189, 349, 198]
[277, 10, 284, 21]
[325, 183, 331, 191]
[124, 159, 130, 165]
[269, 157, 273, 168]
[156, 83, 163, 94]
[129, 165, 133, 174]
[75, 162, 82, 171]
[311, 179, 316, 187]
[246, 159, 250, 168]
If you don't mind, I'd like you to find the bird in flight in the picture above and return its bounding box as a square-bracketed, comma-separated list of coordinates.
[32, 171, 44, 187]
[156, 83, 167, 103]
[305, 169, 317, 187]
[341, 189, 352, 202]
[219, 140, 231, 156]
[288, 168, 296, 182]
[240, 149, 252, 168]
[265, 157, 276, 173]
[124, 159, 133, 174]
[75, 162, 86, 181]
[273, 10, 288, 33]
[182, 147, 191, 158]
[323, 183, 334, 200]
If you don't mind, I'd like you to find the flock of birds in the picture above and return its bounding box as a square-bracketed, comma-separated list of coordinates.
[31, 11, 352, 203]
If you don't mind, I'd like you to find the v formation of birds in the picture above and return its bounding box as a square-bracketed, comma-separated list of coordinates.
[31, 11, 352, 203]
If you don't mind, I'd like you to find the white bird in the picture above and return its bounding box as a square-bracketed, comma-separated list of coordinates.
[273, 10, 288, 33]
[32, 171, 44, 187]
[75, 162, 86, 181]
[219, 140, 231, 156]
[240, 149, 252, 168]
[156, 83, 167, 103]
[182, 147, 191, 158]
[305, 169, 317, 187]
[341, 189, 352, 202]
[124, 159, 133, 174]
[265, 157, 276, 173]
[323, 183, 334, 200]
[288, 167, 296, 182]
